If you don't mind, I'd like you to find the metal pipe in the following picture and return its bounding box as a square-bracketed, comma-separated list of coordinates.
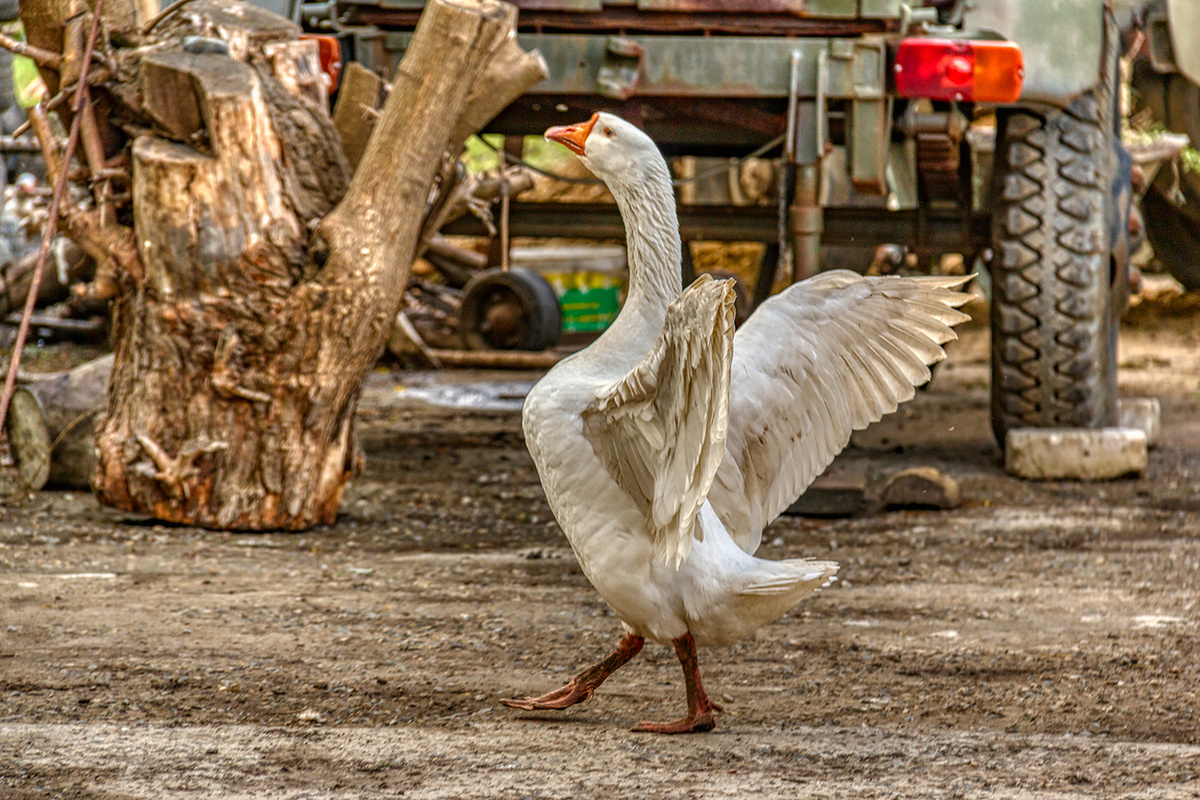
[789, 164, 822, 282]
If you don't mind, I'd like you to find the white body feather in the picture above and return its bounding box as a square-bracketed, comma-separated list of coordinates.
[523, 113, 970, 648]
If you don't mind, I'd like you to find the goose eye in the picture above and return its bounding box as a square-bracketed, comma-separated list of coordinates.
[603, 127, 613, 137]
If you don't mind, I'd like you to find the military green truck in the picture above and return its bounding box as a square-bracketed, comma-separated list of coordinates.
[304, 0, 1198, 447]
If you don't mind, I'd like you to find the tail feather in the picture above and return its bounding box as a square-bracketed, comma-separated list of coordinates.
[738, 559, 839, 597]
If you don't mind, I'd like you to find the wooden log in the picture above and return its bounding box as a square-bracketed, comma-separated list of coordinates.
[135, 0, 158, 27]
[426, 235, 487, 271]
[2, 314, 106, 339]
[421, 234, 486, 287]
[263, 39, 328, 110]
[0, 241, 92, 317]
[5, 354, 112, 490]
[425, 348, 564, 369]
[95, 1, 348, 527]
[140, 52, 206, 140]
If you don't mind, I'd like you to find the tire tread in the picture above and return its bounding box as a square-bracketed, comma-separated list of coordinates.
[990, 77, 1120, 443]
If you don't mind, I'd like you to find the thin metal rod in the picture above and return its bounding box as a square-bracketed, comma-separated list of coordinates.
[498, 148, 510, 272]
[0, 0, 106, 446]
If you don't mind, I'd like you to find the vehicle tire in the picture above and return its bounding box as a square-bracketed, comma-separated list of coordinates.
[1142, 172, 1200, 290]
[458, 267, 562, 351]
[1138, 73, 1200, 291]
[989, 89, 1121, 447]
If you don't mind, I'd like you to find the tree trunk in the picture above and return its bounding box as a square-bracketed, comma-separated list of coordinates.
[15, 0, 544, 528]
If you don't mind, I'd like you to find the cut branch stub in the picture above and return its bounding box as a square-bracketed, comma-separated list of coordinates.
[141, 52, 208, 141]
[450, 35, 547, 149]
[134, 51, 305, 297]
[5, 355, 112, 490]
[331, 62, 383, 171]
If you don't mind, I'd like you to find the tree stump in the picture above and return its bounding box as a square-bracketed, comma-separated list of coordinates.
[14, 0, 545, 528]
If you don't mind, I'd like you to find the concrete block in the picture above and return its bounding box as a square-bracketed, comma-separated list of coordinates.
[881, 466, 960, 510]
[1118, 398, 1161, 448]
[1005, 427, 1147, 480]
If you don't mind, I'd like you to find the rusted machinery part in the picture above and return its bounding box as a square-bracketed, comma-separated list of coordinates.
[916, 131, 964, 205]
[339, 7, 898, 38]
[458, 267, 562, 352]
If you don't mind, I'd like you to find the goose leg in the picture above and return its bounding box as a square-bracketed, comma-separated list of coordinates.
[500, 633, 644, 711]
[633, 632, 723, 734]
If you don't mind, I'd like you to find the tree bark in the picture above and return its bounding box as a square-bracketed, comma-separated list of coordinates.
[12, 0, 542, 528]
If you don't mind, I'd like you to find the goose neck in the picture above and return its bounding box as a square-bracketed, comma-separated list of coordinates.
[611, 170, 681, 314]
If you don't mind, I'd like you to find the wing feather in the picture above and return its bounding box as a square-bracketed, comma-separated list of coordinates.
[583, 275, 737, 566]
[710, 271, 973, 552]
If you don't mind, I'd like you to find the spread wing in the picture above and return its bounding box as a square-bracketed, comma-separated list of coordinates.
[709, 271, 972, 552]
[583, 274, 737, 567]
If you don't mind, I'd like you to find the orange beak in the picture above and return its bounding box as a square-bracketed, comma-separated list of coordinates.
[545, 113, 599, 156]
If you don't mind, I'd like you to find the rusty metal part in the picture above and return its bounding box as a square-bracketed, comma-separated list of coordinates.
[597, 37, 643, 100]
[483, 299, 524, 340]
[344, 7, 898, 37]
[915, 131, 962, 204]
[444, 202, 990, 253]
[490, 96, 785, 154]
[788, 164, 821, 283]
[896, 108, 968, 140]
[676, 97, 786, 139]
[380, 33, 871, 100]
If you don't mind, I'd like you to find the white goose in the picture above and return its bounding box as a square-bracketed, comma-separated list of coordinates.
[501, 112, 971, 733]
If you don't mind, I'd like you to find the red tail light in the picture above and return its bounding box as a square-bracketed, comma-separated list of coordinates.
[894, 39, 1023, 103]
[301, 34, 343, 95]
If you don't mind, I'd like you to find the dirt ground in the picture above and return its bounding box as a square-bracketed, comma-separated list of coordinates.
[1, 298, 1199, 799]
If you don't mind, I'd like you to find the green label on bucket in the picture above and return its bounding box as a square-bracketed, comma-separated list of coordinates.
[544, 272, 624, 332]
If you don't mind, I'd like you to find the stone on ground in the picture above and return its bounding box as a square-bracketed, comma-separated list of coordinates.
[881, 466, 961, 510]
[1005, 428, 1148, 480]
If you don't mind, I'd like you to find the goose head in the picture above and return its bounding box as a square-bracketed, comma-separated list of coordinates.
[545, 112, 667, 192]
[545, 112, 681, 307]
